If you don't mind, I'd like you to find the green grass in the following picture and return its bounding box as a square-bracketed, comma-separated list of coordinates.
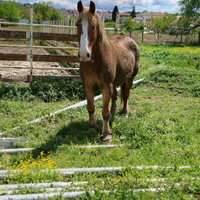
[0, 44, 200, 199]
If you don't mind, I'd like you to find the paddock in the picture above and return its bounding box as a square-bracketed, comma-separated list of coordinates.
[0, 7, 119, 82]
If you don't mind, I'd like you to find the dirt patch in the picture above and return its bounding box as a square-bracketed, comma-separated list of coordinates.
[0, 41, 71, 84]
[129, 32, 187, 43]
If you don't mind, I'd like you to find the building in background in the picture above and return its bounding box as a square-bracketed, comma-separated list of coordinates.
[98, 11, 112, 20]
[150, 12, 165, 19]
[134, 12, 165, 25]
[119, 12, 131, 23]
[135, 12, 153, 25]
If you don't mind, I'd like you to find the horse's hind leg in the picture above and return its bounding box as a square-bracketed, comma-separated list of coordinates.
[84, 86, 96, 130]
[101, 84, 112, 141]
[111, 87, 117, 116]
[120, 79, 133, 117]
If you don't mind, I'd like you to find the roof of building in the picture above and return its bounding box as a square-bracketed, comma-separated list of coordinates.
[136, 12, 153, 17]
[70, 10, 79, 13]
[134, 17, 143, 19]
[150, 12, 165, 16]
[119, 12, 130, 16]
[98, 11, 112, 13]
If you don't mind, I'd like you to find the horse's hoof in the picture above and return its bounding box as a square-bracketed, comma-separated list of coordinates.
[89, 127, 96, 131]
[111, 110, 116, 116]
[100, 134, 112, 142]
[89, 124, 96, 131]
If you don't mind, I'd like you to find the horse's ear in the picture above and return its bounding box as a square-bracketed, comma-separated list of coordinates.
[89, 1, 96, 14]
[77, 1, 84, 13]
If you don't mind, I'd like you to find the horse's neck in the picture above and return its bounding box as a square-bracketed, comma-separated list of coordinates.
[91, 39, 110, 60]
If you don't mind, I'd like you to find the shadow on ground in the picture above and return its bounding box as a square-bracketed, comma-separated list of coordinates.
[31, 116, 115, 158]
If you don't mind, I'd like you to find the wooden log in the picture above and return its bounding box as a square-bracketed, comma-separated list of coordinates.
[0, 53, 80, 62]
[0, 30, 77, 41]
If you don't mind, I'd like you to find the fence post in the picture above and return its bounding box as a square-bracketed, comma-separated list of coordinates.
[180, 33, 182, 43]
[29, 6, 34, 81]
[102, 14, 105, 25]
[115, 12, 119, 35]
[142, 31, 144, 43]
[198, 32, 200, 44]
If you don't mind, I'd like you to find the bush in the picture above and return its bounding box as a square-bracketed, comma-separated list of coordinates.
[104, 22, 116, 28]
[30, 78, 85, 102]
[0, 77, 102, 102]
[104, 19, 113, 22]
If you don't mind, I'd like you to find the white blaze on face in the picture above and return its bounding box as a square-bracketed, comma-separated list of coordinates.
[79, 17, 90, 59]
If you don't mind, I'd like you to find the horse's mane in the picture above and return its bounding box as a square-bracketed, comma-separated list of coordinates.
[77, 8, 109, 45]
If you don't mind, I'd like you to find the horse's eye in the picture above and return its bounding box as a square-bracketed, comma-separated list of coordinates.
[92, 26, 95, 29]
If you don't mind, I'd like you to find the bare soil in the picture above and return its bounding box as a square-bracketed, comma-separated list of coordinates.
[129, 32, 186, 43]
[0, 40, 70, 84]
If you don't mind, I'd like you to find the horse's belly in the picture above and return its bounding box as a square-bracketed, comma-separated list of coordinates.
[114, 56, 135, 86]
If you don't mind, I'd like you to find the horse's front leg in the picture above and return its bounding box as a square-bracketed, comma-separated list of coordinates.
[84, 86, 96, 130]
[101, 84, 112, 142]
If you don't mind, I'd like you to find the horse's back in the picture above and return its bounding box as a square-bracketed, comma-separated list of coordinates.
[109, 35, 140, 86]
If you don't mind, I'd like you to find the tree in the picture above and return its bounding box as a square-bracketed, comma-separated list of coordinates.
[33, 1, 61, 22]
[123, 16, 137, 37]
[112, 5, 118, 22]
[50, 8, 61, 20]
[0, 3, 6, 19]
[2, 0, 23, 21]
[142, 10, 148, 13]
[23, 6, 31, 21]
[130, 6, 136, 18]
[178, 0, 200, 30]
[138, 23, 145, 30]
[33, 10, 43, 23]
[147, 15, 176, 42]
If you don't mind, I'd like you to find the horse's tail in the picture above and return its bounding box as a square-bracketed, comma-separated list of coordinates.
[132, 42, 140, 78]
[120, 40, 140, 109]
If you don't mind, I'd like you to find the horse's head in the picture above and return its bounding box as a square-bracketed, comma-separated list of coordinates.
[76, 1, 98, 61]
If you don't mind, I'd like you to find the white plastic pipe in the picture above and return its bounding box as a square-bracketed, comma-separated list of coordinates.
[0, 145, 127, 155]
[0, 165, 195, 178]
[0, 148, 34, 154]
[2, 187, 82, 195]
[0, 187, 173, 200]
[0, 181, 88, 190]
[0, 191, 86, 200]
[79, 144, 124, 148]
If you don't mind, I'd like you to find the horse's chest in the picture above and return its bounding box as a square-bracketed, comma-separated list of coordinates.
[80, 65, 101, 85]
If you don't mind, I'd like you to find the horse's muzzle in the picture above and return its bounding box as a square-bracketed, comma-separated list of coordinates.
[78, 51, 92, 62]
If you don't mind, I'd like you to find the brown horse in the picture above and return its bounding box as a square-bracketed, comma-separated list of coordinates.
[76, 1, 139, 141]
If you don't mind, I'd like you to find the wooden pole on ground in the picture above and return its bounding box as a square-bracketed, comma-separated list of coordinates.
[115, 12, 119, 35]
[29, 6, 34, 81]
[198, 32, 200, 44]
[180, 33, 182, 43]
[142, 31, 144, 43]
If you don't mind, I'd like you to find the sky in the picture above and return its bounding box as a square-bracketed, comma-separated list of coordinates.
[17, 0, 180, 13]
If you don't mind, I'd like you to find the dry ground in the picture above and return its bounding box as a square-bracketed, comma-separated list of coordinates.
[129, 32, 188, 43]
[0, 40, 70, 83]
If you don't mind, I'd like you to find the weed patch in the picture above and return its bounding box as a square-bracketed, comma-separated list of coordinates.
[0, 44, 200, 199]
